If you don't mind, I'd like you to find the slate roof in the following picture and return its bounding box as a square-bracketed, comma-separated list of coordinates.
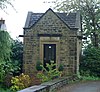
[24, 8, 80, 29]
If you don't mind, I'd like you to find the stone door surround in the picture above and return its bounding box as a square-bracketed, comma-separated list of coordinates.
[40, 37, 60, 68]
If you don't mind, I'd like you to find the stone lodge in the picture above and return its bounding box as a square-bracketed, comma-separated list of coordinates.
[22, 8, 82, 76]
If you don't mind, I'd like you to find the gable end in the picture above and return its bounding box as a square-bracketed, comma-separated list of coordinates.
[24, 8, 80, 31]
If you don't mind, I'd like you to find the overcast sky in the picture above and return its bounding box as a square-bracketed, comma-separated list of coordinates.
[0, 0, 54, 40]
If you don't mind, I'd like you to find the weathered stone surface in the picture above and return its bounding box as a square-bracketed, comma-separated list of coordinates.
[23, 9, 81, 76]
[18, 76, 78, 92]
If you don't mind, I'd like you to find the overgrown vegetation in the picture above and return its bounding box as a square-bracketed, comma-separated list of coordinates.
[0, 38, 22, 82]
[0, 87, 12, 92]
[0, 30, 12, 83]
[80, 45, 100, 77]
[81, 76, 100, 81]
[10, 39, 23, 75]
[0, 30, 23, 91]
[0, 30, 12, 90]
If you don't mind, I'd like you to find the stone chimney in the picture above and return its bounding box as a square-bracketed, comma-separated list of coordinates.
[0, 18, 7, 30]
[0, 18, 5, 24]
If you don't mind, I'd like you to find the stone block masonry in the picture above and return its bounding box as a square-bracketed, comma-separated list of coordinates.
[18, 76, 77, 92]
[23, 8, 82, 76]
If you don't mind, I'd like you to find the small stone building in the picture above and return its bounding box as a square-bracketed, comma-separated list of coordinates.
[23, 8, 82, 76]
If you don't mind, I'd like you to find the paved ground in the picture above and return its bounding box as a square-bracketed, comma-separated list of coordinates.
[57, 81, 100, 92]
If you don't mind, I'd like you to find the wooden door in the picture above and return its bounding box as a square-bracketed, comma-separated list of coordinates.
[43, 44, 56, 69]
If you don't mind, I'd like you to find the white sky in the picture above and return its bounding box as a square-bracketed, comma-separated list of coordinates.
[0, 0, 54, 41]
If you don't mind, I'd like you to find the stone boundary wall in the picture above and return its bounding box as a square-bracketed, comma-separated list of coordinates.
[18, 76, 77, 92]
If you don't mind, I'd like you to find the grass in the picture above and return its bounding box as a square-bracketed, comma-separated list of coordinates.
[67, 75, 100, 84]
[81, 76, 100, 81]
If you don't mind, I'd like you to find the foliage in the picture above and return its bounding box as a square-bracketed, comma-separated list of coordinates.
[80, 45, 100, 77]
[50, 0, 100, 46]
[0, 82, 12, 92]
[10, 73, 31, 91]
[0, 0, 14, 10]
[0, 88, 12, 92]
[11, 39, 23, 63]
[0, 30, 21, 84]
[37, 61, 61, 82]
[0, 30, 12, 61]
[81, 76, 100, 81]
[0, 60, 16, 83]
[0, 30, 12, 82]
[36, 61, 43, 71]
[58, 64, 64, 71]
[37, 72, 48, 82]
[10, 39, 23, 75]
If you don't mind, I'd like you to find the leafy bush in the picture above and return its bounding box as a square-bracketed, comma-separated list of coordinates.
[10, 73, 31, 91]
[0, 30, 12, 83]
[10, 39, 23, 75]
[0, 32, 21, 84]
[0, 60, 20, 83]
[80, 45, 100, 77]
[36, 61, 42, 71]
[0, 88, 12, 92]
[37, 61, 61, 82]
[58, 64, 64, 71]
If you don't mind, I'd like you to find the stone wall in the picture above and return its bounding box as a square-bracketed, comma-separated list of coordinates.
[23, 10, 78, 75]
[18, 76, 77, 92]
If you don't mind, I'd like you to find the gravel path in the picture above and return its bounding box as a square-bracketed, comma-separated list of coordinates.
[57, 81, 100, 92]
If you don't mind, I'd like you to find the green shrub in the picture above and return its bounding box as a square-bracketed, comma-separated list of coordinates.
[0, 84, 12, 92]
[0, 60, 20, 84]
[0, 88, 12, 92]
[58, 64, 64, 71]
[10, 39, 23, 75]
[10, 73, 31, 91]
[80, 45, 100, 77]
[36, 61, 42, 71]
[37, 72, 49, 82]
[37, 61, 61, 82]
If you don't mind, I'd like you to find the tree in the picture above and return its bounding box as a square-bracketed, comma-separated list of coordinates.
[0, 0, 14, 10]
[50, 0, 100, 47]
[10, 39, 23, 75]
[0, 30, 12, 82]
[0, 30, 22, 83]
[80, 44, 100, 77]
[0, 30, 12, 63]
